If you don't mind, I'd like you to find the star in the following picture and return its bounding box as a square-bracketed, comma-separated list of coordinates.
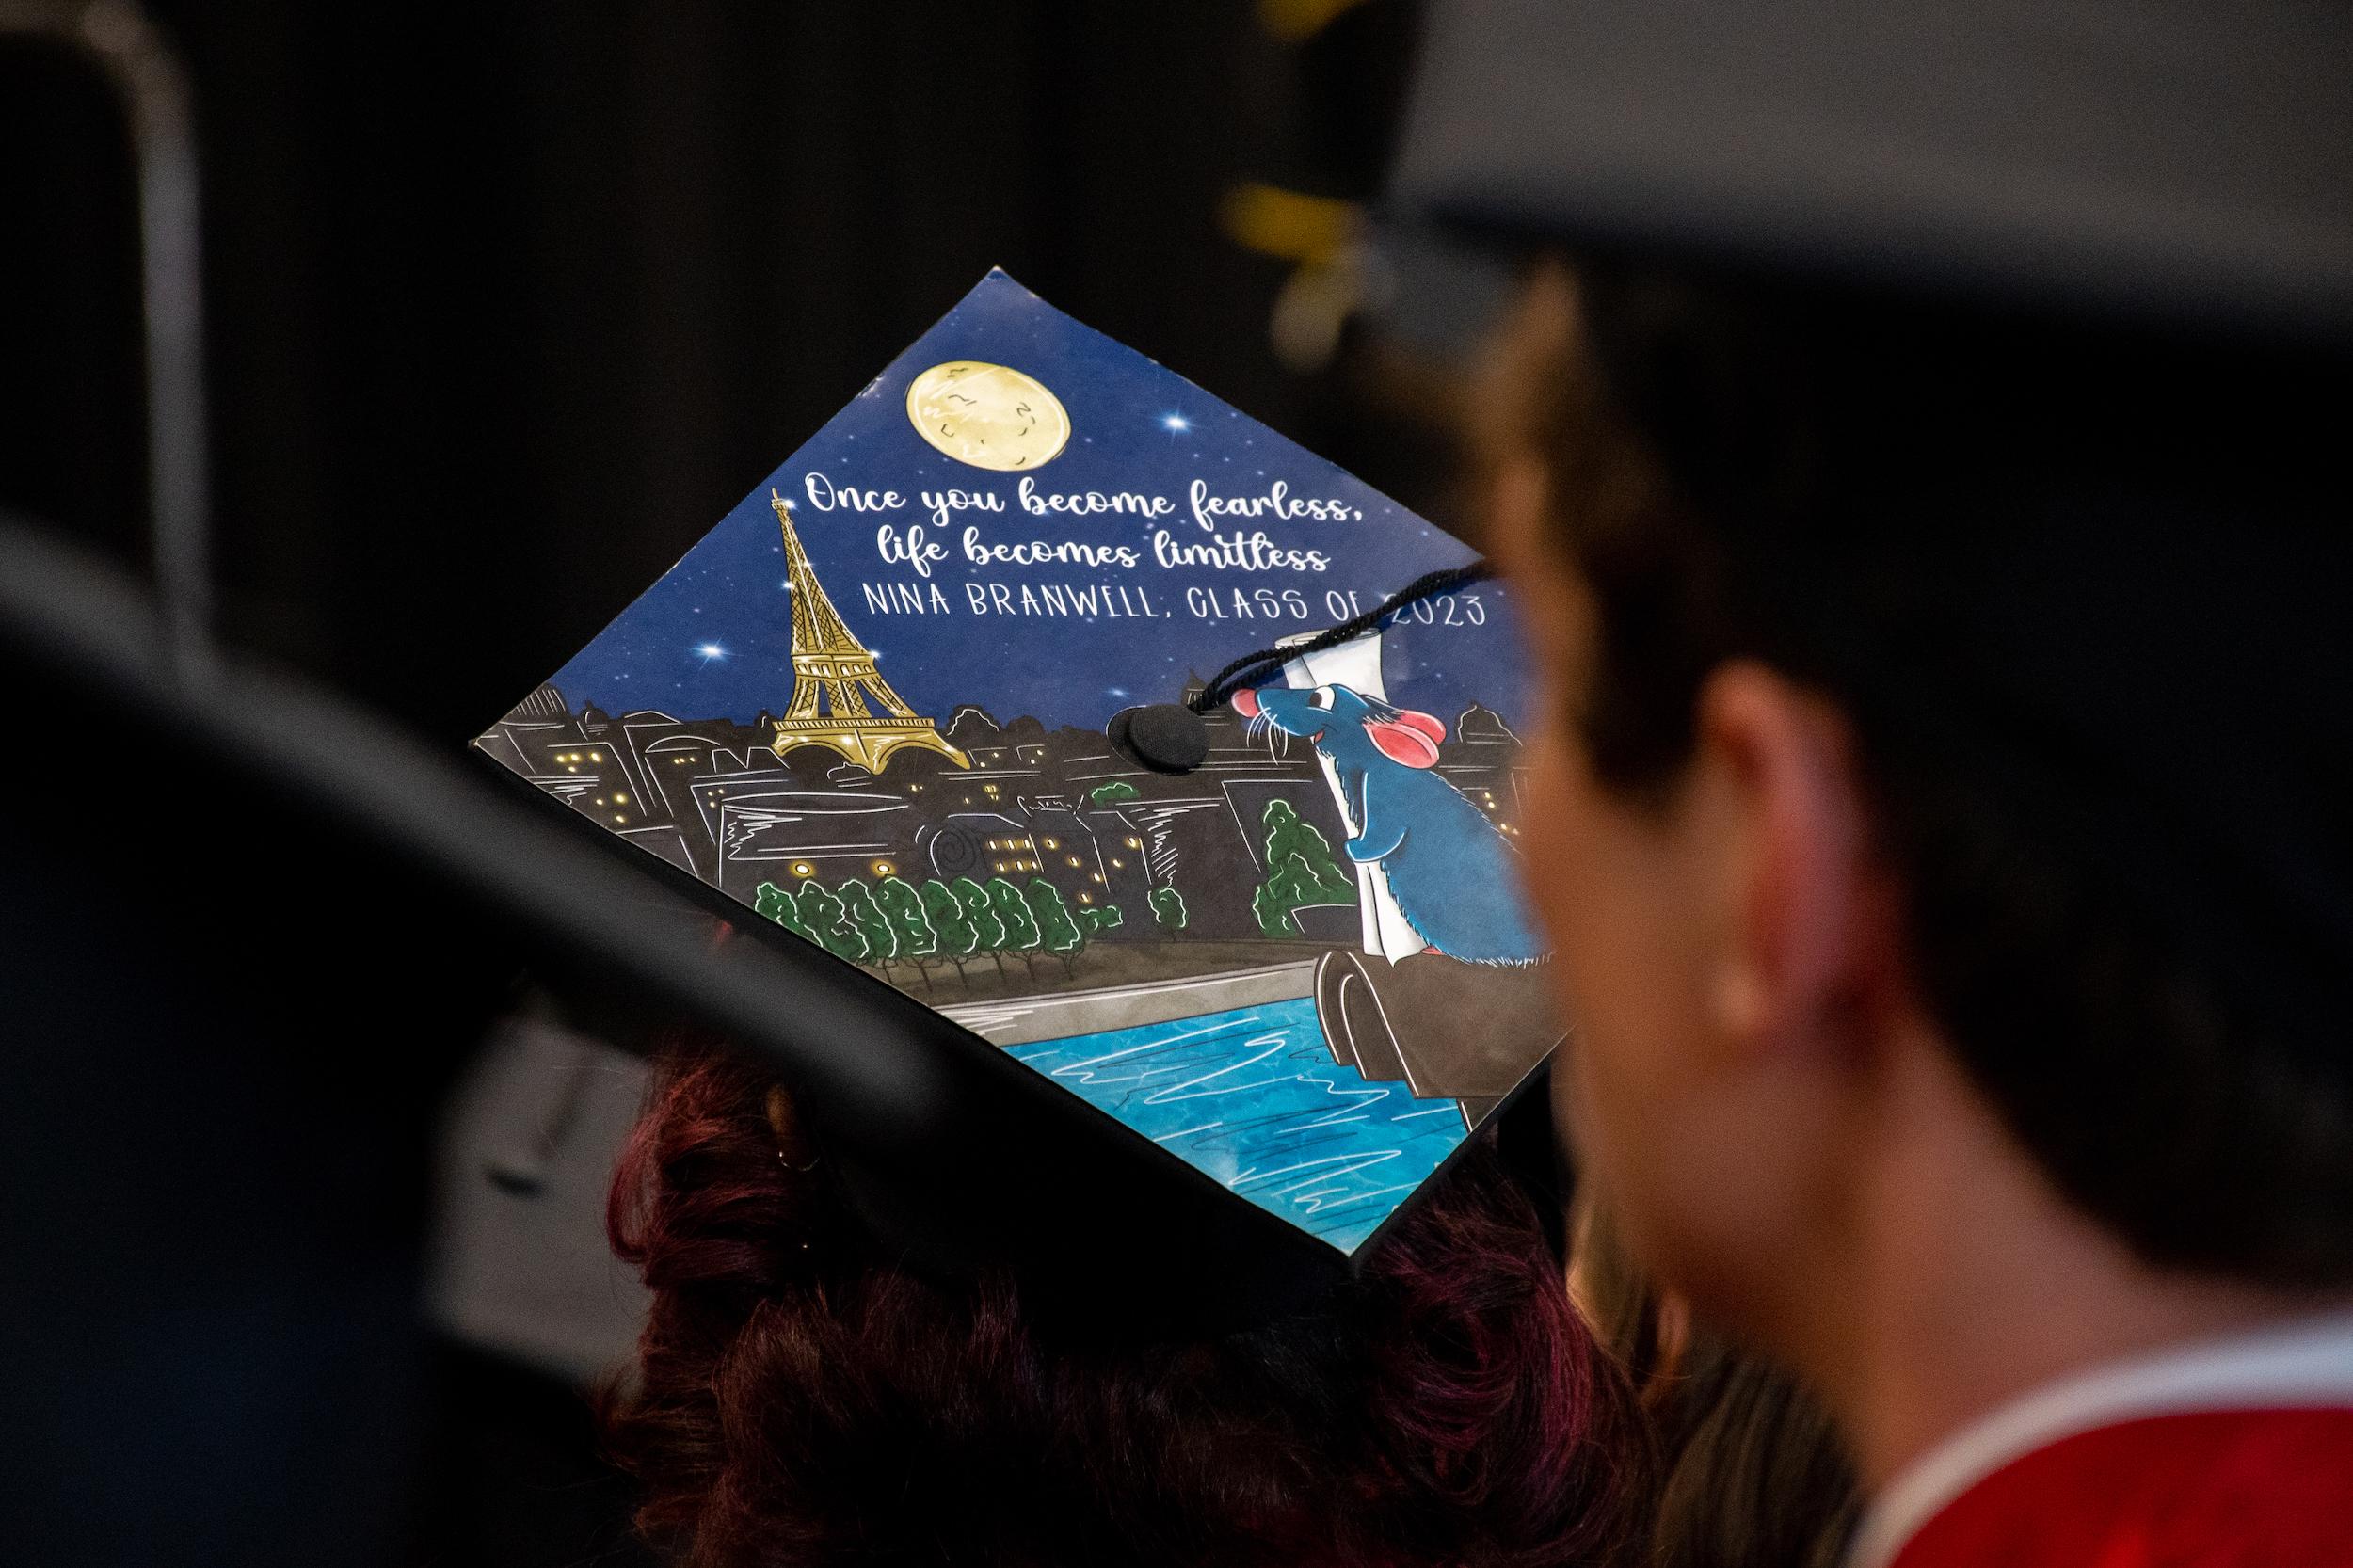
[1160, 412, 1191, 434]
[696, 643, 728, 664]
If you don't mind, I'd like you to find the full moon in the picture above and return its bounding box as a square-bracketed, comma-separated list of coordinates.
[904, 360, 1072, 472]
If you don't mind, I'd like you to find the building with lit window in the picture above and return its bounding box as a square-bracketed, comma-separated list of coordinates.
[481, 680, 1532, 951]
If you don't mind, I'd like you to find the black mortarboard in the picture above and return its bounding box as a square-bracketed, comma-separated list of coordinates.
[1388, 0, 2353, 342]
[7, 502, 1469, 1565]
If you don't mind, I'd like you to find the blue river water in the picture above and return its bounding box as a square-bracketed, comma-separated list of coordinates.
[1006, 996, 1468, 1253]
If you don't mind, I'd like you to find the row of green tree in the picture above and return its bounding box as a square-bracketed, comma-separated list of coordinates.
[753, 872, 1189, 987]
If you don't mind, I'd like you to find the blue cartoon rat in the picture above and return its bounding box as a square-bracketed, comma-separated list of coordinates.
[1231, 682, 1548, 967]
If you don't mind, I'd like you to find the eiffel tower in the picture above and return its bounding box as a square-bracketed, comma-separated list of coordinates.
[767, 489, 969, 772]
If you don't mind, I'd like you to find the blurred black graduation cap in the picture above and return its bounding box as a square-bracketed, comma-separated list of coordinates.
[0, 515, 1385, 1568]
[1380, 0, 2353, 346]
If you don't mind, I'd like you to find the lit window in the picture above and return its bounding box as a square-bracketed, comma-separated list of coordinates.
[615, 792, 627, 804]
[1066, 856, 1081, 868]
[590, 752, 602, 761]
[1124, 837, 1141, 849]
[792, 862, 814, 878]
[871, 859, 895, 877]
[613, 814, 626, 824]
[1042, 837, 1059, 849]
[1110, 857, 1125, 869]
[1091, 872, 1105, 884]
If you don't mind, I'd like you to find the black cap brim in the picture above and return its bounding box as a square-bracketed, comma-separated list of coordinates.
[1388, 0, 2353, 342]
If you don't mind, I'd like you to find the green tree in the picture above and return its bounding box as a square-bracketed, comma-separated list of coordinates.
[1252, 798, 1354, 937]
[1149, 886, 1188, 932]
[837, 878, 895, 966]
[1087, 780, 1140, 805]
[795, 879, 867, 963]
[875, 876, 937, 968]
[1080, 903, 1124, 935]
[1023, 878, 1086, 974]
[754, 880, 816, 942]
[988, 876, 1043, 976]
[920, 879, 978, 984]
[952, 875, 1007, 976]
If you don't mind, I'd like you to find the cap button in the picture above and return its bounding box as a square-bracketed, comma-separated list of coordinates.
[1110, 703, 1209, 774]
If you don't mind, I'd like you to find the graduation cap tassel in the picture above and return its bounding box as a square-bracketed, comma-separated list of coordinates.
[1191, 560, 1496, 715]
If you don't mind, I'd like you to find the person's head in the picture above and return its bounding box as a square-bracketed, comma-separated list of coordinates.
[600, 1043, 1652, 1568]
[1481, 257, 2353, 1368]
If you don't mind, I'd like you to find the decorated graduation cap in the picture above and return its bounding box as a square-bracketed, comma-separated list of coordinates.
[475, 269, 1561, 1304]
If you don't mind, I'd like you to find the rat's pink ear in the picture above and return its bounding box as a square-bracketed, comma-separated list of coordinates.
[1366, 710, 1444, 769]
[1395, 709, 1446, 747]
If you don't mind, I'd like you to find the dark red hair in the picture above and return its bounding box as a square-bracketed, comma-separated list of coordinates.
[603, 1045, 1651, 1567]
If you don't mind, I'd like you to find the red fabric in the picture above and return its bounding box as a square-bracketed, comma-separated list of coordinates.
[1893, 1407, 2353, 1568]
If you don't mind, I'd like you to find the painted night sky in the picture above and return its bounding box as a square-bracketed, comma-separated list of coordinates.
[545, 269, 1533, 735]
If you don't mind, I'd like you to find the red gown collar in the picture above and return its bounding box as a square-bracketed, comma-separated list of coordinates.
[1890, 1406, 2353, 1568]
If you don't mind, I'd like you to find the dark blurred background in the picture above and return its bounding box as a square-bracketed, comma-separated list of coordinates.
[0, 4, 1463, 1562]
[2, 0, 1464, 744]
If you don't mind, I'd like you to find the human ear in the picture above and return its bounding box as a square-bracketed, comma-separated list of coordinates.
[1690, 663, 1879, 1058]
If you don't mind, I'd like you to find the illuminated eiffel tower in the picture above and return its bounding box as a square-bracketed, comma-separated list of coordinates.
[767, 489, 969, 772]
